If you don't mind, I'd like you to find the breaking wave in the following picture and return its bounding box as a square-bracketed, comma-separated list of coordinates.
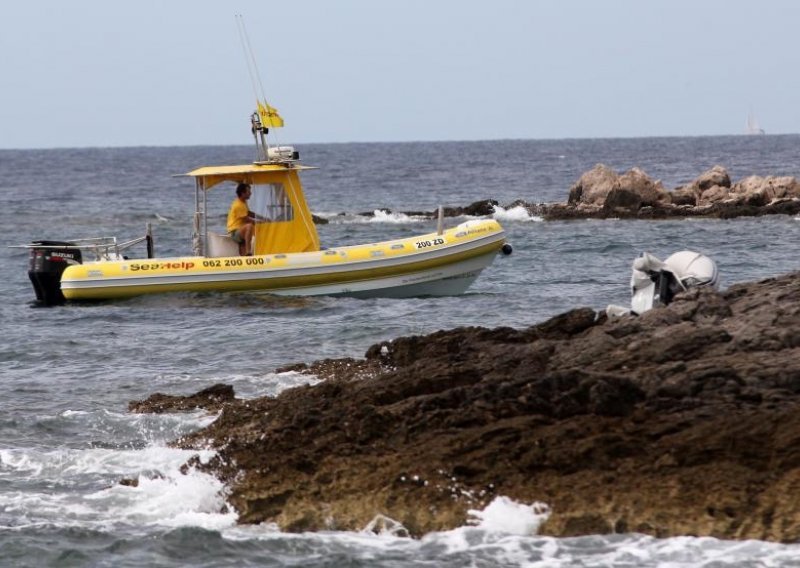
[317, 210, 430, 225]
[492, 204, 543, 223]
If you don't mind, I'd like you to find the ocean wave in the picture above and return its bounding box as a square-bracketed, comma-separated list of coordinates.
[213, 497, 800, 567]
[319, 210, 431, 225]
[0, 445, 234, 531]
[467, 496, 550, 535]
[0, 446, 214, 479]
[207, 370, 321, 400]
[316, 205, 543, 225]
[492, 204, 543, 223]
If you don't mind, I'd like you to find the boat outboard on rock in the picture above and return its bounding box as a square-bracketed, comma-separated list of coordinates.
[608, 250, 720, 316]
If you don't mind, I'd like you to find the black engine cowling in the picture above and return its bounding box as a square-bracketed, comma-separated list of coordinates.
[27, 241, 82, 305]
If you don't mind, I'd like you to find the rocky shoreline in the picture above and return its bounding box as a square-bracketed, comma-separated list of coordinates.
[131, 270, 800, 542]
[339, 164, 800, 222]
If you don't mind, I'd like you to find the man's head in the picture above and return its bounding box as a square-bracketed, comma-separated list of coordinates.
[236, 183, 251, 198]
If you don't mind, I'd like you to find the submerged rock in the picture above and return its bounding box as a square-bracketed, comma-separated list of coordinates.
[131, 271, 800, 542]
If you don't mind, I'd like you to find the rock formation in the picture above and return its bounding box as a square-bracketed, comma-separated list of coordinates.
[557, 164, 800, 219]
[129, 383, 234, 414]
[343, 165, 800, 222]
[568, 164, 670, 210]
[132, 271, 800, 542]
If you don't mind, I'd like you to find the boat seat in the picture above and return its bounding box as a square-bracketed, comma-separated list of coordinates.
[207, 232, 241, 258]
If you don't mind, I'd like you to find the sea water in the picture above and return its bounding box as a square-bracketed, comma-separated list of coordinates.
[2, 136, 800, 566]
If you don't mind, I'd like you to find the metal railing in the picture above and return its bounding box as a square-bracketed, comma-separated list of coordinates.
[10, 223, 154, 261]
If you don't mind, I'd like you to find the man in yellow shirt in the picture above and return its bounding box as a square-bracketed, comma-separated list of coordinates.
[227, 183, 255, 255]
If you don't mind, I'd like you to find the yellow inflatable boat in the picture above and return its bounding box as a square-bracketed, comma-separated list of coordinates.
[20, 104, 509, 304]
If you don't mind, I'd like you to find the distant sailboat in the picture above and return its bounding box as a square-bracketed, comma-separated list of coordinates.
[745, 110, 765, 135]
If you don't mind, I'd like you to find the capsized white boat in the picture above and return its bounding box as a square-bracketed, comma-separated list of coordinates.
[606, 250, 719, 317]
[17, 102, 510, 305]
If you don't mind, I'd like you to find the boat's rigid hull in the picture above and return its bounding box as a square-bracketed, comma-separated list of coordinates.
[60, 220, 506, 301]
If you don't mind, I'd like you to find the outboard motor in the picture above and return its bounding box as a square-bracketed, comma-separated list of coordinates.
[27, 241, 82, 306]
[629, 250, 719, 315]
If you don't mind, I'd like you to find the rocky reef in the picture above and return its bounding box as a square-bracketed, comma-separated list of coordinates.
[548, 164, 800, 219]
[131, 270, 800, 542]
[355, 164, 800, 222]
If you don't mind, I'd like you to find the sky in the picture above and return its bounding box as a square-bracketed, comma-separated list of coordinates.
[2, 0, 799, 149]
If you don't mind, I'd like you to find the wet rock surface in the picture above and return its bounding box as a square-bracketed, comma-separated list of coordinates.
[129, 383, 235, 414]
[130, 271, 800, 541]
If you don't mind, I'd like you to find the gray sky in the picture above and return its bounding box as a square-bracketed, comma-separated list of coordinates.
[2, 0, 797, 149]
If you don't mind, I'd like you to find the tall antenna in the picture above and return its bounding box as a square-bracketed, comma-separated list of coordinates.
[236, 14, 267, 104]
[235, 14, 286, 162]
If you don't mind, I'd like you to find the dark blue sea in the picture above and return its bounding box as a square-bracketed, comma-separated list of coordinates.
[2, 136, 800, 567]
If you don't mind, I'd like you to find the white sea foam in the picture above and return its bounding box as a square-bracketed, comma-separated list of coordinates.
[248, 528, 800, 567]
[0, 444, 234, 531]
[0, 450, 45, 477]
[218, 370, 322, 399]
[147, 370, 320, 401]
[5, 458, 800, 567]
[0, 446, 214, 480]
[0, 404, 234, 531]
[369, 209, 426, 224]
[60, 409, 90, 417]
[321, 205, 543, 225]
[467, 496, 551, 535]
[362, 514, 410, 537]
[204, 493, 800, 567]
[492, 204, 543, 223]
[98, 467, 236, 530]
[45, 407, 219, 448]
[312, 210, 340, 219]
[0, 490, 98, 524]
[322, 210, 430, 225]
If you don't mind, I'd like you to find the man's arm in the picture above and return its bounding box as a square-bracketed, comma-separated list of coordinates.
[248, 211, 270, 222]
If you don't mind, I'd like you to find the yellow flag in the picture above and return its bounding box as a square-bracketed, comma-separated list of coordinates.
[257, 100, 284, 128]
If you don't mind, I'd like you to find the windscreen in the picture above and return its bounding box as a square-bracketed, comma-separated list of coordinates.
[250, 183, 293, 222]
